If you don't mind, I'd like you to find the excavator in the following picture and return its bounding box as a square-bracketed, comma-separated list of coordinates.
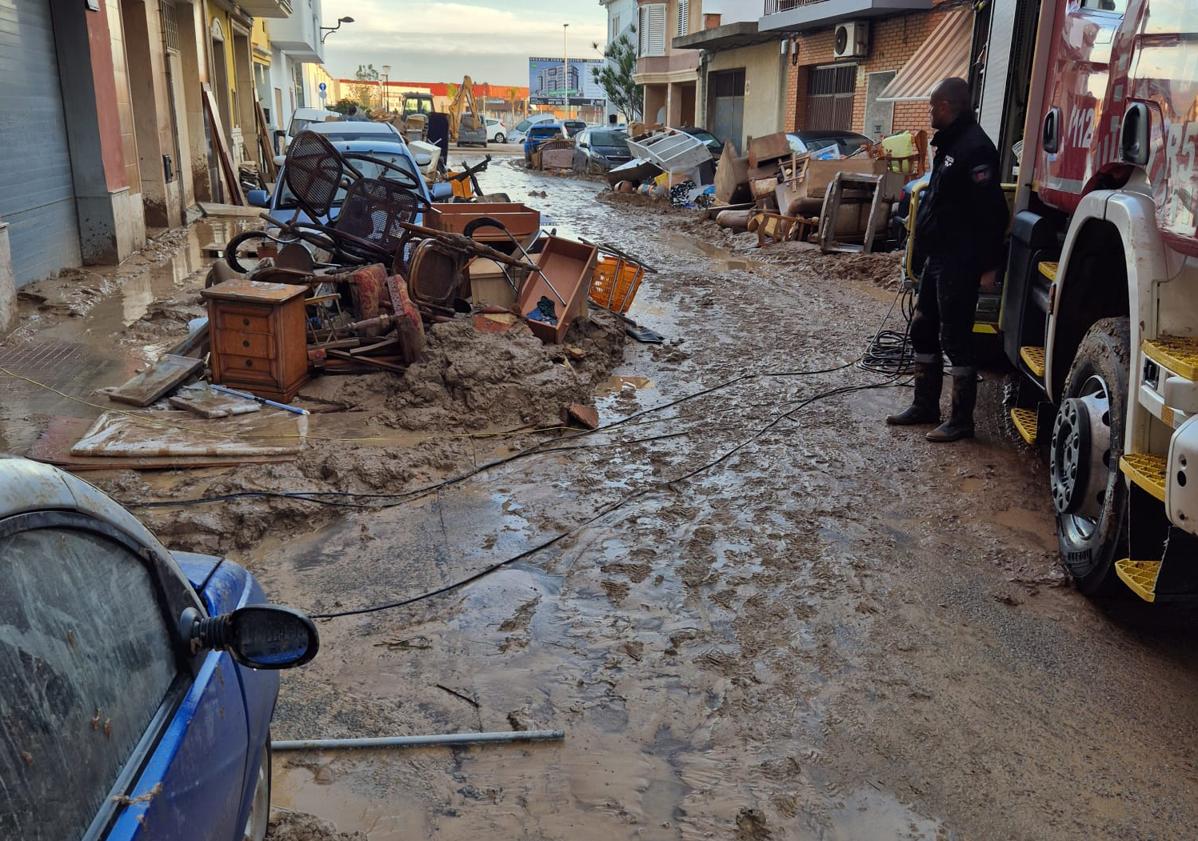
[447, 76, 483, 145]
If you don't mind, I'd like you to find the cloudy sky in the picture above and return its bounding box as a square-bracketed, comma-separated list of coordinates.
[320, 0, 607, 86]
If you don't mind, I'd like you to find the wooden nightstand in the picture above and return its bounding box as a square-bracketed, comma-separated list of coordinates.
[202, 279, 309, 402]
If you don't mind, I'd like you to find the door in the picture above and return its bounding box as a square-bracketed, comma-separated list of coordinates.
[805, 64, 857, 131]
[709, 68, 745, 152]
[864, 71, 896, 140]
[0, 0, 82, 284]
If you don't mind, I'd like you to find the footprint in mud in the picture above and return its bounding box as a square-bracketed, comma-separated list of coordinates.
[497, 595, 540, 652]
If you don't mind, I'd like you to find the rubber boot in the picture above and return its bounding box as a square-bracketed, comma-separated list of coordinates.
[926, 370, 977, 442]
[886, 362, 942, 425]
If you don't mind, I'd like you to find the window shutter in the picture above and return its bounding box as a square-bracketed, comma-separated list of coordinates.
[677, 0, 689, 37]
[639, 6, 649, 54]
[648, 4, 666, 55]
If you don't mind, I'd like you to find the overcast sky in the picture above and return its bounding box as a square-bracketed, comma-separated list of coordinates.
[320, 0, 607, 86]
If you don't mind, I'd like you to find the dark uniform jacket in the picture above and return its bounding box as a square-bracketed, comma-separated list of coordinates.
[914, 113, 1009, 274]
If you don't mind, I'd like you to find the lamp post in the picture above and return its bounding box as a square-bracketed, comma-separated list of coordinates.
[319, 16, 354, 44]
[562, 23, 570, 120]
[381, 64, 391, 111]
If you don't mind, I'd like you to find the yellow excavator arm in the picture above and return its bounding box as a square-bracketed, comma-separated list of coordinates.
[447, 76, 479, 143]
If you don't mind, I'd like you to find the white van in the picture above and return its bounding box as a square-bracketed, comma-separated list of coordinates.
[509, 114, 558, 145]
[285, 107, 340, 147]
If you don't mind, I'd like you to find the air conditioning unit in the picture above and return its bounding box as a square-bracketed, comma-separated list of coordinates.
[833, 21, 869, 59]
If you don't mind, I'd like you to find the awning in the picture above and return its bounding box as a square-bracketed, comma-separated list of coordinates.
[877, 7, 973, 102]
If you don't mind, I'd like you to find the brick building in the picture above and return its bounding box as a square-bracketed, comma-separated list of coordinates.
[762, 0, 969, 143]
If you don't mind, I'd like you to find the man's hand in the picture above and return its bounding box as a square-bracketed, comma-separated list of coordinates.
[979, 269, 1000, 294]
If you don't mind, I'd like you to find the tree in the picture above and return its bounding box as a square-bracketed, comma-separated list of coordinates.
[329, 98, 361, 115]
[592, 30, 642, 122]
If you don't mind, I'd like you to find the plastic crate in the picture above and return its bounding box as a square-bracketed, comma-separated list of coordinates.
[589, 256, 645, 314]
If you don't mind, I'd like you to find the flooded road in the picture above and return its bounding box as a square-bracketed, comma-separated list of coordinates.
[7, 153, 1198, 839]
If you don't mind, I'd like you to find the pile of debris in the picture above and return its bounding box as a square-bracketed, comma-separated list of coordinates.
[28, 130, 652, 475]
[604, 125, 717, 209]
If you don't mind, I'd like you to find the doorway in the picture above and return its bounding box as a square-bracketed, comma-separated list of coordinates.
[708, 68, 745, 152]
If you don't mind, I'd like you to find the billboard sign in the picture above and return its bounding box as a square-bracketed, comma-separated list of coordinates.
[528, 57, 606, 106]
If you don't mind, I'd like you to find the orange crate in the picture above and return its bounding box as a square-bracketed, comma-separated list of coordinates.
[589, 256, 645, 314]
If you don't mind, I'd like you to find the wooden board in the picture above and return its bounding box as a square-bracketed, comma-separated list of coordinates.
[168, 383, 261, 418]
[104, 354, 203, 408]
[202, 84, 245, 206]
[201, 278, 309, 305]
[715, 141, 750, 205]
[29, 417, 290, 471]
[198, 202, 263, 218]
[748, 132, 792, 169]
[254, 100, 278, 180]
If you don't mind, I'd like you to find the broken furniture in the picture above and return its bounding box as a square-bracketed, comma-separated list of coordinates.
[625, 129, 711, 176]
[817, 172, 892, 254]
[427, 202, 541, 246]
[202, 278, 310, 402]
[750, 212, 815, 247]
[587, 241, 656, 314]
[105, 354, 204, 407]
[518, 237, 598, 344]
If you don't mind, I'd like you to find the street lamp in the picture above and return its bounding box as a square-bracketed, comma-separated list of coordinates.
[381, 64, 391, 111]
[320, 16, 354, 44]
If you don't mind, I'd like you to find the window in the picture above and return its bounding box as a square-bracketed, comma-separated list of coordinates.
[805, 64, 857, 131]
[0, 526, 178, 841]
[677, 0, 689, 36]
[1080, 0, 1127, 12]
[639, 4, 666, 56]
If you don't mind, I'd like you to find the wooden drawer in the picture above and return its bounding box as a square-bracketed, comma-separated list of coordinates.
[216, 329, 276, 359]
[216, 306, 273, 334]
[219, 354, 277, 383]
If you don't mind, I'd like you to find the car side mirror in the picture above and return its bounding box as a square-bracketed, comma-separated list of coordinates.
[246, 189, 271, 208]
[181, 604, 319, 670]
[579, 142, 589, 149]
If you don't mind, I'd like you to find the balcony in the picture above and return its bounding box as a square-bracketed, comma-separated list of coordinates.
[240, 0, 293, 19]
[760, 0, 932, 31]
[268, 0, 324, 62]
[633, 51, 700, 83]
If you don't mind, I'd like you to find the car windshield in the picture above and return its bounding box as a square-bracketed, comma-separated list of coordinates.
[688, 129, 719, 145]
[288, 117, 320, 137]
[277, 151, 417, 210]
[591, 131, 628, 150]
[515, 119, 532, 132]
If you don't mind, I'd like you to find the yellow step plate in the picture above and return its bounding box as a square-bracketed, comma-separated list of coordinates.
[1038, 261, 1059, 282]
[1115, 559, 1161, 603]
[1143, 335, 1198, 381]
[1010, 408, 1037, 445]
[1019, 345, 1046, 378]
[1119, 453, 1167, 502]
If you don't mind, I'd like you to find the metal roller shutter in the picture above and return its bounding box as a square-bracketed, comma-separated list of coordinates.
[0, 0, 81, 285]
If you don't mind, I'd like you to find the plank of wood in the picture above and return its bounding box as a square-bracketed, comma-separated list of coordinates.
[164, 319, 210, 359]
[328, 349, 405, 373]
[254, 99, 278, 180]
[349, 337, 399, 356]
[29, 417, 289, 471]
[105, 354, 204, 408]
[202, 84, 246, 206]
[198, 202, 263, 218]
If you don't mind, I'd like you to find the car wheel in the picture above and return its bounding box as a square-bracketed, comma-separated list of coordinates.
[242, 736, 272, 841]
[1051, 317, 1131, 594]
[495, 133, 505, 144]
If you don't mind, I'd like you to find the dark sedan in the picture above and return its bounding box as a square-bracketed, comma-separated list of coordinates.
[573, 128, 632, 173]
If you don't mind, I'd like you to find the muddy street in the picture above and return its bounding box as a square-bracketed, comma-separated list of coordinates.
[9, 158, 1198, 840]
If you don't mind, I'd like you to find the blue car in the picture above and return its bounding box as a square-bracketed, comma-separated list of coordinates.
[523, 122, 566, 162]
[0, 458, 319, 841]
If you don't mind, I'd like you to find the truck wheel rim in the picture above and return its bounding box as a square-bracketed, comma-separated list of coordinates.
[1051, 375, 1113, 542]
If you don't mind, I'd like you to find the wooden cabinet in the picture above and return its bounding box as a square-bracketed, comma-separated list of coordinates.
[201, 279, 309, 402]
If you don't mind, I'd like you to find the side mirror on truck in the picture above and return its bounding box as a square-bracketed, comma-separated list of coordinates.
[1043, 107, 1061, 154]
[1121, 102, 1151, 167]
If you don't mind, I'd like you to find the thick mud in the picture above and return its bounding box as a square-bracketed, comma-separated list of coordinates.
[7, 152, 1198, 839]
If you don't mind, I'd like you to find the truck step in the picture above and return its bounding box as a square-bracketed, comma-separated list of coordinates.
[1010, 408, 1038, 444]
[1115, 559, 1162, 603]
[1038, 261, 1058, 282]
[1119, 452, 1167, 501]
[1019, 345, 1046, 378]
[1143, 335, 1198, 380]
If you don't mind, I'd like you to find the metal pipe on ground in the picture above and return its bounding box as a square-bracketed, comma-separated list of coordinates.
[272, 730, 564, 751]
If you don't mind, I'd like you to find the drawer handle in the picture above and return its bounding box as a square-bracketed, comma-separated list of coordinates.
[242, 339, 251, 348]
[244, 359, 254, 368]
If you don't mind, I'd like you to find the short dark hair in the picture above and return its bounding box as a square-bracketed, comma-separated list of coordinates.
[931, 77, 971, 116]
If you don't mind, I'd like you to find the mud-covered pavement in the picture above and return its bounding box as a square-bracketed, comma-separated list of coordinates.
[8, 155, 1198, 839]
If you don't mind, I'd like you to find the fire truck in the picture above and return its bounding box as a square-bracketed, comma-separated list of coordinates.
[930, 0, 1198, 601]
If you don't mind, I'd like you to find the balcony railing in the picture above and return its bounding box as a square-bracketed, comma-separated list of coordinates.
[763, 0, 824, 13]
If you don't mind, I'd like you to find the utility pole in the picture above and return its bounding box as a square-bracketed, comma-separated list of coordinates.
[563, 23, 570, 121]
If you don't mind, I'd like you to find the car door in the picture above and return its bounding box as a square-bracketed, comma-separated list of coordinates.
[574, 129, 589, 170]
[0, 511, 250, 841]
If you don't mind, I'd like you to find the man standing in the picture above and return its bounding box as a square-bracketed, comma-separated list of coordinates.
[887, 77, 1009, 441]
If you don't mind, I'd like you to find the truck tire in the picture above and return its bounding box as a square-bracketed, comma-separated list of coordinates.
[1050, 317, 1131, 594]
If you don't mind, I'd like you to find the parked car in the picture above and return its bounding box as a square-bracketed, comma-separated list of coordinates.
[0, 457, 319, 841]
[563, 119, 587, 138]
[787, 130, 873, 158]
[272, 119, 406, 167]
[509, 113, 558, 145]
[523, 122, 566, 162]
[252, 126, 432, 228]
[484, 118, 507, 144]
[573, 128, 632, 173]
[457, 114, 487, 147]
[677, 126, 724, 158]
